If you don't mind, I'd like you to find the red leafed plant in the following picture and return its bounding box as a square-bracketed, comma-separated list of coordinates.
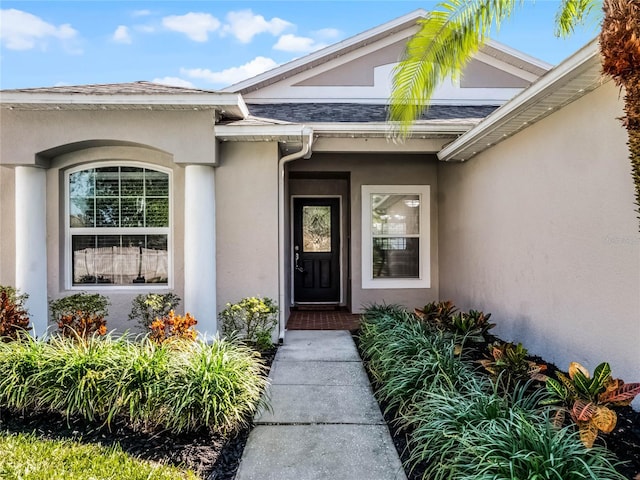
[57, 311, 107, 339]
[49, 293, 109, 340]
[0, 289, 31, 341]
[149, 310, 197, 344]
[545, 361, 640, 448]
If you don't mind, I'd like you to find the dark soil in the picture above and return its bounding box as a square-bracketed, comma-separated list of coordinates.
[353, 333, 640, 480]
[0, 346, 277, 480]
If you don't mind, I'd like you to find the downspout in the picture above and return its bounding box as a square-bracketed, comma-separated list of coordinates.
[278, 126, 314, 342]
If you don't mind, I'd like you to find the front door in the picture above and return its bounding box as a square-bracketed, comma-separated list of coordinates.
[293, 197, 340, 303]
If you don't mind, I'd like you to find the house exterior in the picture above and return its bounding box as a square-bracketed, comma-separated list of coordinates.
[1, 11, 638, 385]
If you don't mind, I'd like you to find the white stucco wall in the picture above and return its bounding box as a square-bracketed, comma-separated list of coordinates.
[438, 81, 640, 390]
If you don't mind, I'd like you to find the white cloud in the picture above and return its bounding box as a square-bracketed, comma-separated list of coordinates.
[273, 34, 326, 53]
[152, 76, 196, 88]
[112, 25, 132, 44]
[313, 28, 341, 40]
[222, 9, 292, 43]
[162, 12, 221, 42]
[0, 9, 78, 51]
[181, 56, 278, 85]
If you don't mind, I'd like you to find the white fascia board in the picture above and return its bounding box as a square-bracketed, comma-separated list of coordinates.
[438, 38, 600, 162]
[221, 9, 427, 93]
[311, 122, 474, 137]
[1, 92, 249, 119]
[483, 39, 553, 71]
[215, 123, 309, 140]
[215, 121, 471, 142]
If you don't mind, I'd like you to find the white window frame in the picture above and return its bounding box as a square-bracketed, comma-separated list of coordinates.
[64, 161, 173, 290]
[361, 185, 430, 289]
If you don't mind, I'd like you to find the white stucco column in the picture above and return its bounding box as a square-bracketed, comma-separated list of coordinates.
[15, 166, 48, 336]
[184, 164, 217, 337]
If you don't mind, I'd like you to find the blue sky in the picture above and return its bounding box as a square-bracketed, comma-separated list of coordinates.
[0, 1, 600, 90]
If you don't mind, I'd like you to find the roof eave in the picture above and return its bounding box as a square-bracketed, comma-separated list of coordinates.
[215, 123, 309, 142]
[215, 121, 475, 143]
[0, 92, 249, 119]
[311, 122, 475, 138]
[438, 38, 603, 162]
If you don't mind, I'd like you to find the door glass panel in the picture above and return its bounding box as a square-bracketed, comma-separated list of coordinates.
[302, 206, 331, 252]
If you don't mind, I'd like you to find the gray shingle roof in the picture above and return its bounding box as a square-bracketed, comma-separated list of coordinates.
[246, 103, 499, 123]
[1, 81, 218, 95]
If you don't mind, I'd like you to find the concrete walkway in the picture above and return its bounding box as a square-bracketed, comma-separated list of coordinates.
[235, 330, 407, 480]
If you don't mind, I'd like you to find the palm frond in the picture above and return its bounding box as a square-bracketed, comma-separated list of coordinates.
[555, 0, 602, 37]
[389, 0, 522, 136]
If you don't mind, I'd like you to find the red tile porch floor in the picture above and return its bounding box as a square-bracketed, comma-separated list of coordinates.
[286, 307, 361, 332]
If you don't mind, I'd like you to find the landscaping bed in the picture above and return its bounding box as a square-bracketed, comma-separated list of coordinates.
[0, 335, 276, 480]
[356, 304, 640, 480]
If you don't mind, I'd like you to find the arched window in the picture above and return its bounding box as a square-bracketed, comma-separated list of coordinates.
[66, 163, 171, 287]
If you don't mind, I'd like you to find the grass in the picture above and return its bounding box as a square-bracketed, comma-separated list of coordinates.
[0, 431, 198, 480]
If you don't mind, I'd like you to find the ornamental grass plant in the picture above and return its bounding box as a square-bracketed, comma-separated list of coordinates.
[0, 333, 268, 435]
[358, 304, 629, 480]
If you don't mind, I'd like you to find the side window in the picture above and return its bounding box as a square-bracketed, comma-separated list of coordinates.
[66, 164, 171, 287]
[361, 185, 430, 289]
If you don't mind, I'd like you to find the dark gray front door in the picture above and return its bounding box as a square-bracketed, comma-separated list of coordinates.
[293, 198, 340, 303]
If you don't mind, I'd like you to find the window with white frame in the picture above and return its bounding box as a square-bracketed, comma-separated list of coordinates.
[66, 164, 171, 287]
[361, 185, 430, 289]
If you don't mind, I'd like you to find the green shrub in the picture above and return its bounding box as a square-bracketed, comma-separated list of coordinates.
[49, 293, 110, 338]
[0, 335, 44, 411]
[360, 304, 627, 480]
[406, 383, 545, 478]
[456, 411, 625, 479]
[0, 334, 269, 434]
[359, 306, 477, 417]
[33, 334, 129, 422]
[219, 296, 278, 350]
[128, 292, 181, 329]
[159, 340, 269, 434]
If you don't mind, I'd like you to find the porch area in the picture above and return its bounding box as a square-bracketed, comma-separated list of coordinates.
[286, 308, 361, 331]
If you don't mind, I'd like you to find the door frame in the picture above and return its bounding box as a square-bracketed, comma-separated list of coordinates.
[290, 195, 343, 305]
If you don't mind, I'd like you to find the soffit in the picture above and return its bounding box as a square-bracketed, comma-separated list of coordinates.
[439, 39, 604, 162]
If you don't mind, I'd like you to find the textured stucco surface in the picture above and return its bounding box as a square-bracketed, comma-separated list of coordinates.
[0, 108, 212, 333]
[289, 153, 439, 312]
[438, 81, 640, 387]
[215, 141, 280, 314]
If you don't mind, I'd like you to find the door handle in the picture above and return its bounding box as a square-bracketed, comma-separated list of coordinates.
[295, 251, 305, 273]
